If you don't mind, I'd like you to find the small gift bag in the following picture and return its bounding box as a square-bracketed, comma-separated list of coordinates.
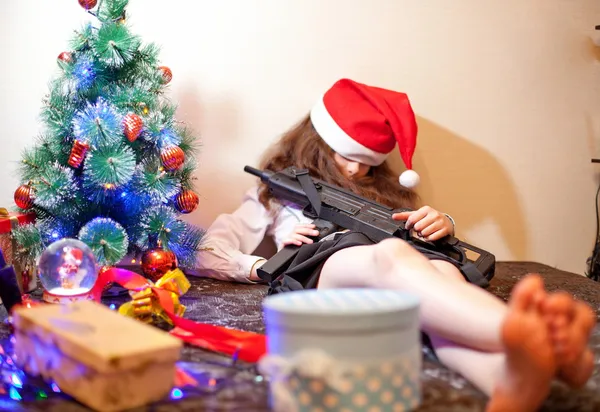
[0, 208, 36, 293]
[259, 288, 422, 412]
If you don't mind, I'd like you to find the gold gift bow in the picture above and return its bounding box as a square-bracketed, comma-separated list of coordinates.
[118, 268, 191, 325]
[0, 208, 20, 231]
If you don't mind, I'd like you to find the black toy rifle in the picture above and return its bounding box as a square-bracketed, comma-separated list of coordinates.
[244, 165, 496, 288]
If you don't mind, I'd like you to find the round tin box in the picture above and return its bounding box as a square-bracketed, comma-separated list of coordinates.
[260, 288, 421, 412]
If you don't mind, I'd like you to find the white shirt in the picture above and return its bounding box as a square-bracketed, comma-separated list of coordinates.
[194, 186, 313, 283]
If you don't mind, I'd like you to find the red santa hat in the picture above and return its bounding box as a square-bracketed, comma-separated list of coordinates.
[310, 78, 420, 188]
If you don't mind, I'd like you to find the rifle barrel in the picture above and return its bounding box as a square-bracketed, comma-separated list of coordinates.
[243, 166, 271, 181]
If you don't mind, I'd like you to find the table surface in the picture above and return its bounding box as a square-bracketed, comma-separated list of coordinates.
[0, 261, 599, 412]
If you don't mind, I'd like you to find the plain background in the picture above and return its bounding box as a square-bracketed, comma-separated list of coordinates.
[1, 0, 600, 276]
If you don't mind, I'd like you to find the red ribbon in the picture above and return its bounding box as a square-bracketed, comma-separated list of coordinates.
[91, 267, 267, 363]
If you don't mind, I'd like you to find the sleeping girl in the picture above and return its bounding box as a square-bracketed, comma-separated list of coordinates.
[197, 78, 596, 412]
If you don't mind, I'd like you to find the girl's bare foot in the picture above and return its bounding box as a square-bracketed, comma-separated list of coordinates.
[542, 292, 597, 388]
[486, 275, 556, 412]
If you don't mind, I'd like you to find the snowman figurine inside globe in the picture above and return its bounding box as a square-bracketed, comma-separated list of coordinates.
[38, 238, 99, 304]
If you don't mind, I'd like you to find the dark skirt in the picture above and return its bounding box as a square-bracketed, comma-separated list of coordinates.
[268, 230, 463, 295]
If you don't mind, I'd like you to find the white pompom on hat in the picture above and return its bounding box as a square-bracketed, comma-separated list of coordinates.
[310, 78, 420, 188]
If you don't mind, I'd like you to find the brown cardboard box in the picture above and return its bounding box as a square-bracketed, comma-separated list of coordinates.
[12, 300, 183, 411]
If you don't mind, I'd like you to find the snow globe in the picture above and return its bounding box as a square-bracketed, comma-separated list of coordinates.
[38, 238, 99, 304]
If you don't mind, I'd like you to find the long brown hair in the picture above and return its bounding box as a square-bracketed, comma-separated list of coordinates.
[257, 114, 419, 211]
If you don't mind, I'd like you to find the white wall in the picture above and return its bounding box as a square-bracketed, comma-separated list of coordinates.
[1, 0, 600, 275]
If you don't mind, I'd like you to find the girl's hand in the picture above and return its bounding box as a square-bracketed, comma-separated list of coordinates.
[282, 223, 320, 246]
[392, 206, 454, 241]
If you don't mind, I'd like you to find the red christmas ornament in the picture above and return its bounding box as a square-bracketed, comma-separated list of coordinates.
[68, 139, 90, 168]
[78, 0, 97, 10]
[141, 241, 178, 282]
[158, 66, 173, 84]
[123, 112, 143, 142]
[14, 184, 34, 210]
[160, 145, 185, 171]
[57, 52, 73, 65]
[175, 190, 199, 214]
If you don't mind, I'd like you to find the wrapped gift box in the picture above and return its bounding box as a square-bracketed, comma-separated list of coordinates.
[0, 208, 36, 293]
[260, 288, 422, 412]
[12, 300, 183, 411]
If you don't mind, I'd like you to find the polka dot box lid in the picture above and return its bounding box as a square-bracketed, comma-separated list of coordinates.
[262, 288, 420, 333]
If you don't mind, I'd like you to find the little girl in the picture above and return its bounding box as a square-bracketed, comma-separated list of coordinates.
[197, 78, 596, 412]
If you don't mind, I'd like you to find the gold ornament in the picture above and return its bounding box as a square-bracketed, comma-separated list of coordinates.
[138, 102, 150, 116]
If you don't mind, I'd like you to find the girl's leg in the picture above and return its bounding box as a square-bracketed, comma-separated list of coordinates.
[317, 238, 509, 351]
[318, 239, 557, 412]
[428, 277, 556, 412]
[428, 334, 504, 396]
[428, 260, 597, 390]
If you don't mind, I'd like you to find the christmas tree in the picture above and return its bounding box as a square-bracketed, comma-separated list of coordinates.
[12, 0, 203, 274]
